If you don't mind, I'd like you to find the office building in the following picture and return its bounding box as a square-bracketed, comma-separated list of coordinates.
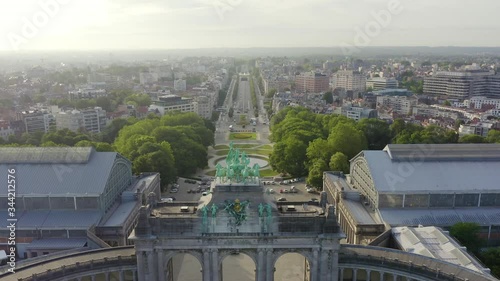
[424, 70, 500, 99]
[333, 70, 366, 94]
[68, 89, 107, 101]
[333, 106, 378, 121]
[376, 95, 417, 115]
[149, 94, 195, 115]
[366, 77, 399, 91]
[56, 107, 107, 133]
[295, 72, 330, 93]
[16, 110, 54, 134]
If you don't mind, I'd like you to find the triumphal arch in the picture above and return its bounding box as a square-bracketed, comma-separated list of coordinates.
[130, 143, 343, 281]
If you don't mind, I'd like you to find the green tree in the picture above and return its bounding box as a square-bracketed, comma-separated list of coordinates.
[486, 130, 500, 143]
[329, 152, 349, 173]
[323, 91, 333, 104]
[450, 222, 484, 255]
[327, 123, 368, 159]
[125, 94, 151, 107]
[357, 118, 391, 150]
[443, 100, 452, 106]
[307, 159, 328, 189]
[480, 247, 500, 278]
[459, 134, 486, 143]
[96, 96, 113, 112]
[133, 142, 177, 189]
[306, 139, 333, 167]
[266, 88, 277, 98]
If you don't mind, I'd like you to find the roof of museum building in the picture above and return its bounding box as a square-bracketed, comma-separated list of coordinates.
[392, 226, 490, 274]
[353, 144, 500, 193]
[0, 147, 126, 196]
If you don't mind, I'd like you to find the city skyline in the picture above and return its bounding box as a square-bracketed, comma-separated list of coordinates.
[1, 0, 500, 51]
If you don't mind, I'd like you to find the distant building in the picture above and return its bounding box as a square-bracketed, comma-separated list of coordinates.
[295, 72, 330, 93]
[424, 70, 500, 100]
[459, 122, 498, 137]
[149, 94, 195, 115]
[366, 77, 398, 91]
[0, 147, 160, 257]
[333, 105, 377, 121]
[68, 89, 107, 101]
[333, 70, 366, 94]
[376, 95, 417, 115]
[16, 110, 54, 134]
[372, 89, 413, 97]
[174, 79, 187, 92]
[0, 121, 14, 140]
[464, 96, 500, 109]
[56, 107, 107, 133]
[263, 77, 291, 94]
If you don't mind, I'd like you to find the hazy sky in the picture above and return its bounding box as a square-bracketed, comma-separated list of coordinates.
[1, 0, 500, 51]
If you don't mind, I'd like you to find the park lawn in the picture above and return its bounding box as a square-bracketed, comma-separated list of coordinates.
[215, 150, 230, 156]
[260, 168, 279, 177]
[259, 144, 273, 150]
[214, 144, 229, 150]
[233, 144, 258, 149]
[229, 132, 257, 140]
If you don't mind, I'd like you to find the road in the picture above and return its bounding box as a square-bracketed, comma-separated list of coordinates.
[216, 74, 271, 144]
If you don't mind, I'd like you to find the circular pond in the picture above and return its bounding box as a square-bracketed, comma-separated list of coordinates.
[215, 156, 269, 169]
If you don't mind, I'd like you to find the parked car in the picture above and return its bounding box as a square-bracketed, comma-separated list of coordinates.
[170, 188, 178, 193]
[277, 197, 287, 202]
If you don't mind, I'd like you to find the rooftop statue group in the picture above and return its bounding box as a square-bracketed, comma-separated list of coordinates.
[215, 142, 260, 183]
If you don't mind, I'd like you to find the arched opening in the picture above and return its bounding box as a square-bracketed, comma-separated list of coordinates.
[166, 253, 202, 281]
[274, 253, 310, 281]
[221, 251, 256, 281]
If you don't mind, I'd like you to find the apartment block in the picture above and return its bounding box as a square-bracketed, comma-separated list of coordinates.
[333, 70, 366, 94]
[295, 72, 330, 93]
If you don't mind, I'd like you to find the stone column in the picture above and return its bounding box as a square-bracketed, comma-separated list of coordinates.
[105, 272, 110, 281]
[91, 275, 96, 281]
[310, 249, 319, 281]
[136, 251, 146, 281]
[133, 270, 138, 281]
[393, 274, 398, 281]
[353, 268, 357, 281]
[203, 249, 211, 281]
[265, 249, 274, 281]
[339, 268, 343, 281]
[319, 250, 329, 279]
[331, 249, 340, 281]
[119, 270, 125, 281]
[147, 250, 158, 281]
[157, 250, 166, 281]
[257, 248, 265, 281]
[366, 270, 371, 281]
[211, 249, 220, 281]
